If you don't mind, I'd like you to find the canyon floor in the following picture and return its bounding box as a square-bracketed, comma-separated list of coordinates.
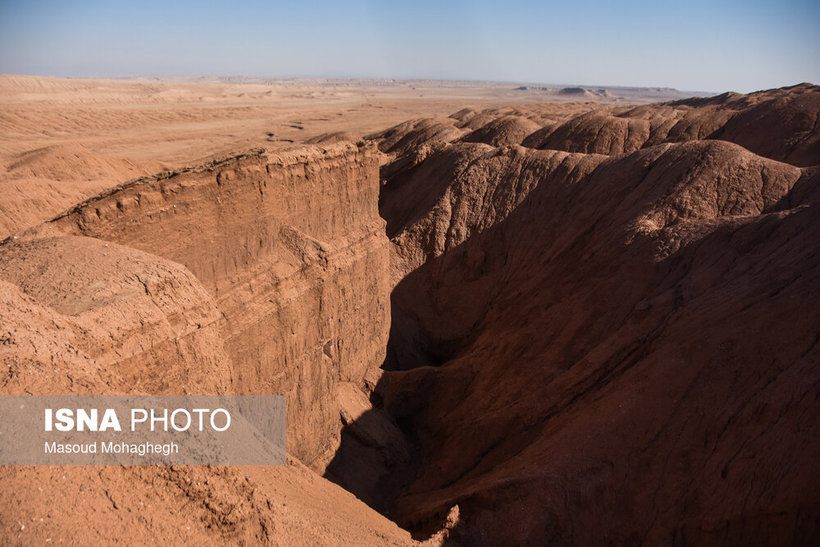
[0, 76, 818, 545]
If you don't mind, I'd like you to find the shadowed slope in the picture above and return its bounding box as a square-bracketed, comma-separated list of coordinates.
[360, 84, 820, 543]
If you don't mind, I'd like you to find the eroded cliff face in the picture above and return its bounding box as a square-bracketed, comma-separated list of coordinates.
[0, 142, 410, 544]
[29, 142, 391, 468]
[364, 84, 820, 544]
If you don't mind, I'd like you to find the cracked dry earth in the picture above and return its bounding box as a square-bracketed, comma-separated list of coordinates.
[0, 78, 819, 545]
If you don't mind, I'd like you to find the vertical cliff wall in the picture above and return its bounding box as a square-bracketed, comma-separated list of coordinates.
[32, 141, 391, 468]
[0, 141, 419, 544]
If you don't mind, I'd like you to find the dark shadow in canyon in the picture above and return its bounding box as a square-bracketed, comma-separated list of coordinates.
[322, 164, 604, 539]
[324, 145, 820, 543]
[321, 141, 691, 538]
[323, 172, 523, 540]
[323, 232, 505, 538]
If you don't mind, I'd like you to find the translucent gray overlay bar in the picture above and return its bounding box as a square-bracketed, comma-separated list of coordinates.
[0, 396, 285, 465]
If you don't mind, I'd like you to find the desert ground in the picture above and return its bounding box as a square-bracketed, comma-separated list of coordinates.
[0, 75, 818, 544]
[0, 75, 693, 239]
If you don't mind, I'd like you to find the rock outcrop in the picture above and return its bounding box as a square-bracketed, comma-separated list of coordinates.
[0, 236, 233, 395]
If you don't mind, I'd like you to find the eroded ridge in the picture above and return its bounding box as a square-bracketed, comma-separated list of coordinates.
[355, 83, 820, 543]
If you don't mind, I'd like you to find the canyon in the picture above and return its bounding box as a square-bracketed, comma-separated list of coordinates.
[0, 77, 818, 544]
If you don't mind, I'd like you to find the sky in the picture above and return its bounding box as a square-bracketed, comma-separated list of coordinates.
[0, 0, 818, 93]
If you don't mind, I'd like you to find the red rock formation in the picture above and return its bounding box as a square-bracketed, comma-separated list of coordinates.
[24, 142, 391, 468]
[0, 142, 412, 544]
[1, 82, 818, 544]
[0, 143, 164, 239]
[371, 84, 820, 543]
[523, 83, 820, 166]
[460, 115, 542, 147]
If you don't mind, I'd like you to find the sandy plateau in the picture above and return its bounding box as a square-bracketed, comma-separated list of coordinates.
[0, 76, 818, 544]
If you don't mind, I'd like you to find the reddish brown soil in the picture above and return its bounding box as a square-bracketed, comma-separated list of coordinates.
[366, 82, 820, 544]
[1, 77, 818, 545]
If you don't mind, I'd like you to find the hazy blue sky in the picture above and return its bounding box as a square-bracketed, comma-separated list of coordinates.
[1, 0, 818, 92]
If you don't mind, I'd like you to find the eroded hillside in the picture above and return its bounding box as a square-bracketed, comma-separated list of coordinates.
[0, 82, 818, 545]
[357, 83, 820, 543]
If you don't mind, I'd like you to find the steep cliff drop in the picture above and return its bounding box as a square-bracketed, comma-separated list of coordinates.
[0, 142, 415, 544]
[344, 83, 820, 544]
